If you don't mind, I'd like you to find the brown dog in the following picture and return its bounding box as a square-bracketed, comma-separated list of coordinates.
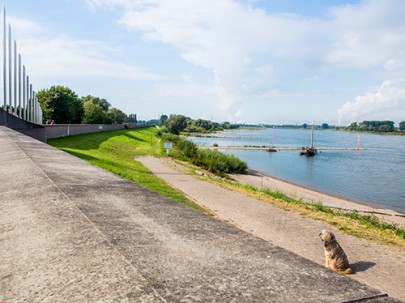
[319, 229, 353, 274]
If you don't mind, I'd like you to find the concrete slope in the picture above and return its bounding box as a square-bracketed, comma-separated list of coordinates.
[0, 126, 401, 303]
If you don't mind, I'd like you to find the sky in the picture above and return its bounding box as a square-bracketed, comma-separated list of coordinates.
[3, 0, 405, 125]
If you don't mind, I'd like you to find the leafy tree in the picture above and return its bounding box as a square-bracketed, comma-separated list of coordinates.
[160, 114, 168, 125]
[107, 108, 127, 124]
[321, 123, 329, 129]
[358, 123, 369, 131]
[378, 125, 393, 132]
[81, 95, 111, 111]
[347, 122, 358, 131]
[82, 101, 107, 124]
[37, 86, 83, 124]
[303, 123, 307, 129]
[165, 114, 188, 134]
[399, 121, 405, 131]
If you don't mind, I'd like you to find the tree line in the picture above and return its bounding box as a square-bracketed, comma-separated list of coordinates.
[37, 85, 136, 125]
[162, 114, 239, 135]
[346, 120, 405, 132]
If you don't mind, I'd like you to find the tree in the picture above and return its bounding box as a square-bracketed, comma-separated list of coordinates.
[321, 123, 329, 129]
[165, 114, 188, 134]
[378, 125, 393, 132]
[81, 95, 111, 111]
[358, 123, 369, 131]
[347, 122, 358, 131]
[82, 101, 107, 124]
[400, 121, 405, 131]
[107, 108, 127, 124]
[37, 86, 83, 124]
[160, 114, 168, 125]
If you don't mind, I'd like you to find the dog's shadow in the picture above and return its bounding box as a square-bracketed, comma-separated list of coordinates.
[351, 261, 376, 273]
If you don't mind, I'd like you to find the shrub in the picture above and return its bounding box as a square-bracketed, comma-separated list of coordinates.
[161, 133, 247, 175]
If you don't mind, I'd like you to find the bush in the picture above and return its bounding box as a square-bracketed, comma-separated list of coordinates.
[161, 133, 247, 175]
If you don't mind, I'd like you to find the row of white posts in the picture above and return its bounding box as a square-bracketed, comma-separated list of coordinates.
[2, 6, 43, 125]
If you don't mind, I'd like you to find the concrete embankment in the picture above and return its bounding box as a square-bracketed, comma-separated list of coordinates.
[0, 126, 401, 302]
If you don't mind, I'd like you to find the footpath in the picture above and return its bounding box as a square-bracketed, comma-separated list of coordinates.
[0, 126, 402, 302]
[138, 156, 405, 302]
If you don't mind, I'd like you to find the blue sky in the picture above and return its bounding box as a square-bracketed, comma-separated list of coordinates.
[4, 0, 405, 125]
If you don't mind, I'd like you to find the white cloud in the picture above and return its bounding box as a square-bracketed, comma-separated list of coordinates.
[338, 79, 405, 123]
[326, 0, 405, 68]
[13, 27, 160, 83]
[113, 0, 286, 120]
[87, 0, 405, 122]
[8, 17, 43, 37]
[21, 35, 159, 80]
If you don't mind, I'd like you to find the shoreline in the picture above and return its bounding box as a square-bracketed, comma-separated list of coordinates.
[230, 168, 405, 228]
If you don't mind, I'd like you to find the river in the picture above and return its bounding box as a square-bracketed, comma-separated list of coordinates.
[189, 128, 405, 213]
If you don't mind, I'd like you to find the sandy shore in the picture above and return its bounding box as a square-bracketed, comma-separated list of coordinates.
[230, 169, 405, 228]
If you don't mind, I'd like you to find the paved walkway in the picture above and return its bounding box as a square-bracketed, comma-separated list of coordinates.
[138, 156, 405, 302]
[0, 126, 402, 302]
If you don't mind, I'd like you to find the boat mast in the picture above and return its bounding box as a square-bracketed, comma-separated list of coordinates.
[311, 123, 314, 148]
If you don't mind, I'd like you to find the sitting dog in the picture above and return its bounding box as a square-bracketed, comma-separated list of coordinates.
[319, 229, 353, 274]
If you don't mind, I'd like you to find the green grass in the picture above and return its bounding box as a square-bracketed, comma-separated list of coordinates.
[48, 127, 205, 212]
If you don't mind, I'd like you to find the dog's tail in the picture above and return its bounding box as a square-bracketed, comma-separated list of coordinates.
[338, 267, 353, 275]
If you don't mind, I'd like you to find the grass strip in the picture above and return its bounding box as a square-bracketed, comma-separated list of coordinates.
[48, 127, 205, 212]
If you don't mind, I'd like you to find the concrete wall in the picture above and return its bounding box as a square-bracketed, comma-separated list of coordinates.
[0, 109, 46, 142]
[44, 123, 145, 140]
[1, 108, 147, 142]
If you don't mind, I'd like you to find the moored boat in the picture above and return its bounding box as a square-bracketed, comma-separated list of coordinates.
[300, 124, 317, 157]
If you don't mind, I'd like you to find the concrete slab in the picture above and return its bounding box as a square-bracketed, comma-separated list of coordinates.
[0, 126, 401, 303]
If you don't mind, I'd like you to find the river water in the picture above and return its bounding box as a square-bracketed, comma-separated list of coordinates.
[189, 129, 405, 213]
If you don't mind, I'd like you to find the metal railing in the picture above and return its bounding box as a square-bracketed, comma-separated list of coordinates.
[1, 6, 42, 125]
